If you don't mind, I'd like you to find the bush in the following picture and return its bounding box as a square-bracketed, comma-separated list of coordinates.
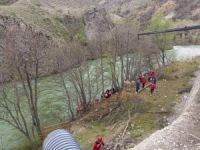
[157, 71, 173, 80]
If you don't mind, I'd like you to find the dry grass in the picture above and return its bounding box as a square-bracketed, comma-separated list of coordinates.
[156, 0, 176, 15]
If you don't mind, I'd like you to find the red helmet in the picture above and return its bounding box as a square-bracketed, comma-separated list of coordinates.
[98, 136, 102, 142]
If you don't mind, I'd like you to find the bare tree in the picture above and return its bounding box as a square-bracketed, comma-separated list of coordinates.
[147, 14, 174, 66]
[92, 34, 106, 93]
[65, 42, 89, 112]
[108, 24, 137, 88]
[0, 82, 31, 141]
[1, 23, 51, 140]
[53, 46, 75, 120]
[107, 29, 121, 89]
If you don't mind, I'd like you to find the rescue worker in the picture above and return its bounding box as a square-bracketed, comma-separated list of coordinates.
[104, 92, 108, 98]
[151, 71, 156, 78]
[152, 76, 157, 85]
[141, 77, 147, 88]
[138, 74, 142, 80]
[104, 89, 111, 98]
[135, 78, 140, 93]
[150, 81, 156, 96]
[92, 136, 105, 150]
[148, 71, 152, 82]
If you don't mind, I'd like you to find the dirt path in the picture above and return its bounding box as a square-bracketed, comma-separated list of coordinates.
[129, 69, 200, 150]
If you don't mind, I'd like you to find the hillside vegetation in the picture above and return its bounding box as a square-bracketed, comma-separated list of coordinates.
[0, 0, 200, 150]
[0, 0, 199, 40]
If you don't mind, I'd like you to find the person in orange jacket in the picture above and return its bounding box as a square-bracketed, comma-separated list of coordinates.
[150, 82, 156, 96]
[92, 136, 105, 150]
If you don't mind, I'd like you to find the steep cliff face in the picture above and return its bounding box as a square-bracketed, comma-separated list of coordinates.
[174, 0, 200, 20]
[84, 8, 114, 40]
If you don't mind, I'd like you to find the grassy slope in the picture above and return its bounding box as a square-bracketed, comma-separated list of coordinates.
[130, 61, 198, 138]
[0, 0, 199, 43]
[72, 59, 199, 149]
[0, 0, 86, 41]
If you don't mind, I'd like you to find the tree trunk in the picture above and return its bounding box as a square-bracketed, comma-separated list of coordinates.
[125, 31, 130, 80]
[120, 56, 124, 88]
[34, 58, 42, 139]
[161, 49, 165, 66]
[86, 63, 92, 102]
[59, 73, 75, 120]
[78, 69, 87, 110]
[100, 48, 104, 93]
[155, 53, 161, 69]
[13, 82, 30, 140]
[129, 55, 135, 80]
[95, 67, 99, 96]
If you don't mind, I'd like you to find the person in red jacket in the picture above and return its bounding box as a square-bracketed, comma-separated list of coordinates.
[150, 82, 156, 96]
[92, 136, 105, 150]
[151, 71, 156, 78]
[148, 71, 152, 82]
[141, 77, 147, 88]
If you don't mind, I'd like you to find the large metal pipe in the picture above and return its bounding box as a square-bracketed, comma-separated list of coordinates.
[43, 129, 81, 150]
[138, 25, 200, 39]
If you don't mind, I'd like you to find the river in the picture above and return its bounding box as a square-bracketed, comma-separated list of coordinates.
[0, 45, 200, 150]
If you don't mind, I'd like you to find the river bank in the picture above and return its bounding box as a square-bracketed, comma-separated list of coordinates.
[68, 58, 200, 149]
[1, 46, 200, 150]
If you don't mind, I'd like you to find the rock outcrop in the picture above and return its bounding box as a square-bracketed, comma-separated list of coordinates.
[84, 7, 114, 40]
[174, 0, 200, 20]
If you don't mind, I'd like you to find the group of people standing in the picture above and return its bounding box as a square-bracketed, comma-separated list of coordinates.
[135, 71, 157, 96]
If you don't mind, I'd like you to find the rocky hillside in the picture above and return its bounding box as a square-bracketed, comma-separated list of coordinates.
[0, 0, 18, 5]
[0, 15, 55, 82]
[84, 8, 114, 40]
[0, 0, 199, 40]
[174, 0, 200, 20]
